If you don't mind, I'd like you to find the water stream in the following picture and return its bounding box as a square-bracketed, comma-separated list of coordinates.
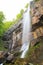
[0, 63, 3, 65]
[20, 0, 33, 58]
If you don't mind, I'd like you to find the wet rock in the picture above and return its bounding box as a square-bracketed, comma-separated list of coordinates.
[0, 51, 4, 59]
[6, 54, 14, 62]
[0, 51, 5, 63]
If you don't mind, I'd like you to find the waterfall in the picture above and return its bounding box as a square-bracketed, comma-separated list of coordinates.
[20, 0, 33, 58]
[0, 63, 3, 65]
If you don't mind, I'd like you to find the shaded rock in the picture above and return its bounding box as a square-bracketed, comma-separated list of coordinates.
[6, 54, 14, 62]
[0, 51, 4, 59]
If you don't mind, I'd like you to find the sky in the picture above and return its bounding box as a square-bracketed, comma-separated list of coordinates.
[0, 0, 33, 21]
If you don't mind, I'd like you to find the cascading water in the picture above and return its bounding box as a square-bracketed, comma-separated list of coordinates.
[20, 0, 33, 58]
[0, 63, 3, 65]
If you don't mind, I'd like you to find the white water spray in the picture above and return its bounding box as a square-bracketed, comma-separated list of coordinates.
[0, 63, 3, 65]
[20, 0, 33, 58]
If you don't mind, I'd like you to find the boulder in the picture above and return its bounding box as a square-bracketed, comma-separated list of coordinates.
[6, 54, 14, 62]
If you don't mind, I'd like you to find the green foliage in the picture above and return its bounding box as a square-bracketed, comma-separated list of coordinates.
[0, 11, 5, 36]
[25, 3, 29, 9]
[20, 9, 24, 15]
[0, 21, 14, 37]
[34, 0, 39, 2]
[16, 13, 22, 21]
[0, 39, 7, 51]
[0, 11, 5, 22]
[16, 9, 24, 22]
[14, 51, 22, 58]
[4, 21, 14, 31]
[25, 42, 40, 58]
[0, 24, 4, 36]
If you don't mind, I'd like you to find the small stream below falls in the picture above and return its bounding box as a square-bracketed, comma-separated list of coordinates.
[0, 63, 3, 65]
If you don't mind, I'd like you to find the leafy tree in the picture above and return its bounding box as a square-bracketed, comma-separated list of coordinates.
[16, 9, 24, 21]
[0, 11, 5, 37]
[0, 11, 5, 22]
[16, 13, 22, 21]
[20, 9, 24, 15]
[25, 3, 29, 9]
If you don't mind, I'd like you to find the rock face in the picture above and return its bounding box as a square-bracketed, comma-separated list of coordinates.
[30, 0, 43, 47]
[2, 20, 22, 51]
[0, 51, 4, 59]
[31, 0, 43, 25]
